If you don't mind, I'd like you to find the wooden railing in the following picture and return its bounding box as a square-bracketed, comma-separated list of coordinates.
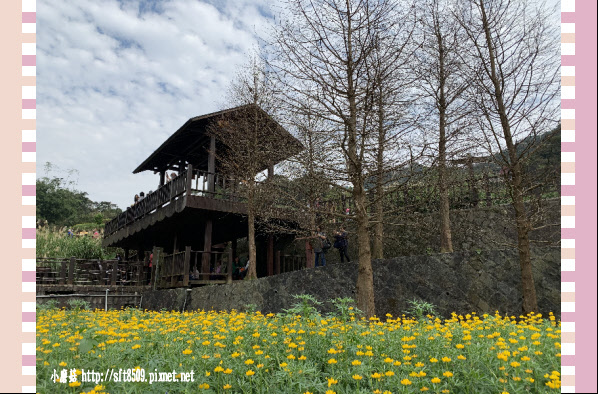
[155, 247, 234, 289]
[275, 251, 306, 274]
[104, 166, 252, 236]
[36, 257, 150, 287]
[105, 168, 191, 235]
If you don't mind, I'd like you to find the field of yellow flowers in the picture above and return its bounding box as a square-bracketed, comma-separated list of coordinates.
[36, 307, 561, 393]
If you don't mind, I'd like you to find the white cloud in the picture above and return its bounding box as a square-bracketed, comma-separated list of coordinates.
[38, 0, 274, 209]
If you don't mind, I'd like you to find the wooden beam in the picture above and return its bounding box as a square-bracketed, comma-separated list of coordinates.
[183, 246, 191, 287]
[207, 135, 216, 193]
[202, 219, 213, 281]
[267, 234, 274, 276]
[227, 246, 233, 284]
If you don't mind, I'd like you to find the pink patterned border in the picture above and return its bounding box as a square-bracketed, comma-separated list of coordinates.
[21, 0, 37, 392]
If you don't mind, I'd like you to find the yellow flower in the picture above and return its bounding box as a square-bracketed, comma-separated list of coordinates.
[245, 370, 255, 376]
[441, 357, 451, 362]
[131, 344, 141, 350]
[245, 359, 254, 365]
[214, 366, 224, 372]
[352, 374, 363, 380]
[430, 358, 438, 363]
[400, 378, 412, 385]
[431, 377, 441, 384]
[415, 362, 425, 367]
[68, 381, 81, 387]
[182, 349, 192, 355]
[223, 384, 232, 389]
[59, 362, 67, 367]
[279, 362, 288, 367]
[385, 371, 395, 377]
[325, 391, 336, 394]
[510, 362, 521, 368]
[457, 355, 466, 360]
[327, 378, 338, 387]
[198, 383, 210, 389]
[352, 359, 362, 366]
[327, 358, 337, 364]
[420, 387, 429, 391]
[443, 371, 453, 377]
[455, 344, 464, 349]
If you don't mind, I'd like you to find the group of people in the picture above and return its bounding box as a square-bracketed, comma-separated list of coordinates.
[132, 191, 148, 206]
[308, 226, 350, 267]
[131, 172, 181, 207]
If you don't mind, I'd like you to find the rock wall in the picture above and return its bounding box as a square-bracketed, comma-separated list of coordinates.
[141, 246, 560, 318]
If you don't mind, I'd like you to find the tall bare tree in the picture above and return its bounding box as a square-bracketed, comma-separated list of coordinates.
[269, 0, 411, 317]
[457, 0, 560, 313]
[364, 6, 418, 260]
[211, 54, 290, 280]
[413, 0, 472, 253]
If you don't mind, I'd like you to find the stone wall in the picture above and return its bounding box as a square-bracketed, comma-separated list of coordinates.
[141, 246, 560, 318]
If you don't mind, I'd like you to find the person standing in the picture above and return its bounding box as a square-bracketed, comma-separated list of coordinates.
[314, 226, 327, 267]
[334, 227, 350, 263]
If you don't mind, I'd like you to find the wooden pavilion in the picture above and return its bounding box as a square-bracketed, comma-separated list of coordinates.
[103, 104, 304, 287]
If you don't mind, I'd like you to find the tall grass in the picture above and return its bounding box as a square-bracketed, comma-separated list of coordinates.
[36, 226, 114, 259]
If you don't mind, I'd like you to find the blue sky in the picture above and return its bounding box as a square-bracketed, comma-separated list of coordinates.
[37, 0, 274, 209]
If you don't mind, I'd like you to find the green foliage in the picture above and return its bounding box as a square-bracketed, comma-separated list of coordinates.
[67, 299, 91, 311]
[36, 162, 121, 227]
[403, 298, 438, 321]
[283, 294, 322, 321]
[36, 226, 120, 259]
[36, 300, 59, 311]
[328, 297, 362, 322]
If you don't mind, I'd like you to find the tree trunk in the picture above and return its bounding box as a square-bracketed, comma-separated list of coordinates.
[354, 185, 375, 319]
[246, 182, 258, 280]
[437, 23, 453, 253]
[479, 0, 538, 313]
[372, 88, 385, 260]
[438, 113, 453, 253]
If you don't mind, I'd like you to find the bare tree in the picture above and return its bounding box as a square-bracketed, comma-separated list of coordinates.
[457, 0, 560, 313]
[364, 6, 418, 260]
[413, 0, 472, 253]
[211, 53, 295, 280]
[269, 0, 412, 317]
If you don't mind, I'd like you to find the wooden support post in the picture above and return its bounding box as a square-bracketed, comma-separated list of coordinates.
[160, 170, 165, 187]
[268, 164, 274, 179]
[227, 247, 233, 284]
[60, 260, 67, 285]
[136, 259, 143, 286]
[267, 234, 274, 276]
[68, 257, 76, 285]
[183, 246, 191, 287]
[111, 260, 118, 286]
[207, 135, 216, 194]
[173, 233, 178, 254]
[202, 219, 213, 281]
[99, 260, 106, 285]
[152, 247, 162, 290]
[185, 164, 193, 197]
[275, 250, 281, 275]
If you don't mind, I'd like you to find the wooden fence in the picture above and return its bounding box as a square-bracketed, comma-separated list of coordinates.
[36, 257, 150, 288]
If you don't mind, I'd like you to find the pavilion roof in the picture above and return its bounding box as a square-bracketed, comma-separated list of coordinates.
[133, 104, 303, 174]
